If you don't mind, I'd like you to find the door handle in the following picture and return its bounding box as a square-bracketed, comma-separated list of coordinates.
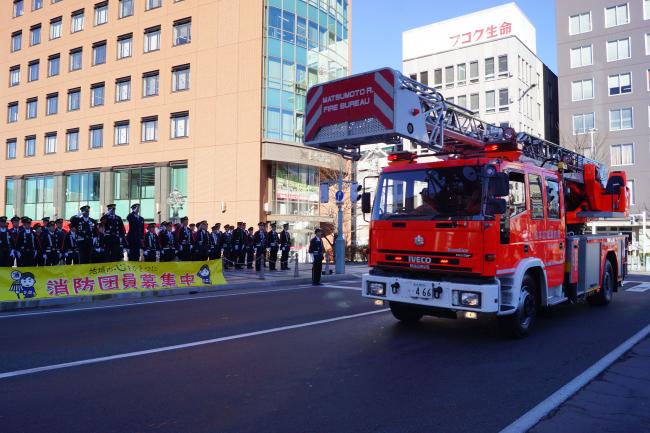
[523, 245, 529, 254]
[559, 242, 564, 249]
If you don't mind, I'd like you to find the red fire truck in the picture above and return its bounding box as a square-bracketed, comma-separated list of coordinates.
[304, 68, 628, 337]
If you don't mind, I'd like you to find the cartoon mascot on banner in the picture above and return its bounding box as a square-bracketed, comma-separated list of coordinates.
[9, 270, 37, 299]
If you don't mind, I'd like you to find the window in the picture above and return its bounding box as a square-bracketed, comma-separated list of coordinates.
[32, 0, 42, 10]
[419, 71, 428, 86]
[627, 180, 635, 205]
[6, 139, 17, 160]
[173, 18, 191, 46]
[569, 12, 592, 35]
[143, 71, 159, 96]
[119, 0, 133, 18]
[24, 175, 55, 220]
[141, 116, 158, 142]
[485, 57, 495, 79]
[170, 111, 189, 138]
[146, 0, 162, 10]
[570, 45, 593, 68]
[94, 2, 108, 26]
[114, 167, 155, 220]
[9, 66, 20, 87]
[46, 93, 58, 115]
[67, 88, 80, 111]
[168, 164, 188, 217]
[608, 73, 632, 95]
[8, 102, 18, 123]
[25, 136, 36, 157]
[433, 68, 442, 87]
[26, 98, 37, 119]
[610, 143, 634, 165]
[115, 77, 131, 102]
[28, 60, 39, 82]
[498, 88, 509, 112]
[607, 38, 631, 62]
[89, 125, 103, 148]
[498, 55, 508, 76]
[13, 0, 24, 17]
[30, 24, 41, 46]
[457, 95, 467, 108]
[546, 179, 560, 219]
[144, 26, 161, 52]
[5, 178, 14, 216]
[64, 172, 100, 219]
[50, 17, 62, 39]
[470, 93, 479, 111]
[646, 33, 650, 55]
[48, 54, 60, 77]
[529, 174, 544, 219]
[457, 63, 466, 85]
[444, 66, 453, 88]
[92, 41, 107, 66]
[69, 48, 82, 71]
[66, 128, 79, 151]
[44, 132, 57, 154]
[408, 74, 416, 80]
[485, 91, 495, 113]
[469, 61, 478, 82]
[605, 4, 629, 28]
[609, 108, 633, 131]
[645, 0, 650, 20]
[71, 10, 85, 33]
[11, 31, 22, 52]
[114, 121, 129, 145]
[572, 112, 595, 134]
[572, 79, 594, 101]
[90, 82, 105, 107]
[172, 64, 190, 91]
[117, 33, 132, 59]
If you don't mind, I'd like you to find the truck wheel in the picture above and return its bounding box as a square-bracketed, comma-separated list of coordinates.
[389, 301, 423, 323]
[588, 260, 614, 306]
[499, 274, 537, 338]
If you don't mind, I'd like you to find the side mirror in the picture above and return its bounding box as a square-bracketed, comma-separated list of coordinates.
[361, 192, 371, 214]
[485, 198, 507, 215]
[489, 173, 509, 197]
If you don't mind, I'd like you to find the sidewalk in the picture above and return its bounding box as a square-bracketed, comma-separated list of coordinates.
[0, 263, 369, 312]
[529, 335, 650, 433]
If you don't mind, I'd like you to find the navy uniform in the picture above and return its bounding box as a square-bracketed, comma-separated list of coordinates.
[308, 228, 324, 285]
[245, 227, 255, 269]
[41, 222, 61, 266]
[72, 206, 96, 264]
[159, 222, 177, 262]
[143, 223, 159, 262]
[16, 217, 38, 267]
[193, 221, 210, 261]
[8, 216, 22, 267]
[0, 217, 13, 267]
[209, 224, 222, 260]
[91, 224, 107, 263]
[126, 203, 145, 261]
[175, 217, 194, 261]
[268, 223, 280, 271]
[101, 204, 126, 262]
[63, 224, 80, 265]
[279, 223, 292, 270]
[221, 225, 233, 269]
[54, 218, 67, 264]
[232, 222, 246, 269]
[253, 222, 267, 271]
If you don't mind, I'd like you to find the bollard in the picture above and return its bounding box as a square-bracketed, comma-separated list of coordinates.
[293, 252, 299, 278]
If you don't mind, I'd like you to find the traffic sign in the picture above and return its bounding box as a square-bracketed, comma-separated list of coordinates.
[335, 190, 344, 202]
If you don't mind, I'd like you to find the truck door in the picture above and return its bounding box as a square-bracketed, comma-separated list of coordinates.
[499, 171, 528, 271]
[527, 173, 547, 263]
[544, 176, 565, 288]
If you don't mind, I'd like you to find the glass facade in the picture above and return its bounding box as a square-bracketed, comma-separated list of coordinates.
[168, 165, 188, 218]
[24, 176, 55, 220]
[5, 178, 14, 217]
[263, 0, 349, 142]
[271, 162, 319, 216]
[65, 172, 100, 219]
[114, 167, 156, 221]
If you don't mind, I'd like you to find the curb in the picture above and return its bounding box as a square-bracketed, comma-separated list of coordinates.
[0, 272, 360, 312]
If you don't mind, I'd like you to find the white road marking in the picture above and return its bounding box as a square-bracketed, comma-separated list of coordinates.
[626, 283, 650, 292]
[0, 309, 389, 380]
[322, 284, 362, 291]
[499, 322, 650, 433]
[0, 285, 316, 319]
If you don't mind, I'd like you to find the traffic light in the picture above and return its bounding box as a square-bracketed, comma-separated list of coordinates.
[350, 182, 363, 202]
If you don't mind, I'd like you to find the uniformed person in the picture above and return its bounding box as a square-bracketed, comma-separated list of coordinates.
[101, 204, 127, 262]
[73, 205, 96, 264]
[55, 218, 67, 264]
[41, 221, 61, 266]
[143, 223, 159, 262]
[221, 225, 232, 269]
[92, 223, 107, 263]
[232, 222, 246, 269]
[253, 222, 267, 271]
[63, 223, 80, 265]
[209, 224, 222, 260]
[16, 217, 38, 267]
[176, 216, 193, 261]
[0, 217, 13, 267]
[308, 228, 324, 285]
[159, 222, 177, 262]
[245, 227, 255, 269]
[126, 203, 145, 261]
[193, 221, 210, 261]
[33, 223, 46, 266]
[279, 223, 292, 270]
[268, 223, 280, 271]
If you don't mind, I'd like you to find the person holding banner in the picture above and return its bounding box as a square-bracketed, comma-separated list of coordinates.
[41, 221, 61, 266]
[159, 222, 177, 262]
[126, 203, 145, 262]
[16, 217, 38, 267]
[101, 204, 127, 262]
[176, 217, 193, 261]
[143, 223, 159, 262]
[73, 205, 96, 264]
[209, 224, 222, 260]
[0, 217, 13, 267]
[63, 223, 80, 265]
[55, 218, 66, 264]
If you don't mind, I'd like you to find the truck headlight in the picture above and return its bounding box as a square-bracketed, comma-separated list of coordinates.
[367, 281, 386, 297]
[452, 290, 481, 308]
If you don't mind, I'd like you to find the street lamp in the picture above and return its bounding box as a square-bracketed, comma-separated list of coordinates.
[167, 188, 185, 224]
[517, 83, 536, 133]
[588, 127, 598, 158]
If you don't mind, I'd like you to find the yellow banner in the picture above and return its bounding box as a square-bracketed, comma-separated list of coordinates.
[1, 260, 226, 302]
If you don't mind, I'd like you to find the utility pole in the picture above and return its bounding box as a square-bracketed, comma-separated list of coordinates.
[335, 170, 345, 274]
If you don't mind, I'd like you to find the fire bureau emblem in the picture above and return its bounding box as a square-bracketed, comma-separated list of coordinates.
[414, 235, 424, 246]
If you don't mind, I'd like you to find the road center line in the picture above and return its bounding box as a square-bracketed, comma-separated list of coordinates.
[499, 322, 650, 433]
[0, 309, 389, 380]
[322, 284, 361, 290]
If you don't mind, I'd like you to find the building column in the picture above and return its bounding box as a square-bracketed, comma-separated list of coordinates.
[155, 163, 170, 224]
[12, 176, 23, 217]
[53, 172, 65, 220]
[100, 168, 114, 215]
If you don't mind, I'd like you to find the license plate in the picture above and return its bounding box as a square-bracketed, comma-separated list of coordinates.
[409, 283, 433, 299]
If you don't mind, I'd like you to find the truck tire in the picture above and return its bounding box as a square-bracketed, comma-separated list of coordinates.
[499, 274, 537, 338]
[389, 301, 423, 323]
[588, 260, 614, 306]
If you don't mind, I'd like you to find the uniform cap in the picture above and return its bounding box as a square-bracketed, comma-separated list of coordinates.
[258, 221, 265, 226]
[131, 203, 140, 210]
[314, 228, 322, 234]
[55, 218, 64, 224]
[10, 216, 20, 222]
[46, 221, 55, 228]
[180, 216, 189, 221]
[0, 216, 7, 223]
[215, 223, 221, 227]
[42, 217, 50, 222]
[80, 205, 90, 212]
[283, 223, 289, 228]
[33, 223, 42, 229]
[21, 217, 32, 223]
[270, 222, 277, 227]
[147, 223, 156, 229]
[107, 203, 116, 209]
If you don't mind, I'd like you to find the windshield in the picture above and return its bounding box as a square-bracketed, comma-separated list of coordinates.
[372, 166, 484, 220]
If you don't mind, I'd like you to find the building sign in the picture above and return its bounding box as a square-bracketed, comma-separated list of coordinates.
[449, 22, 512, 47]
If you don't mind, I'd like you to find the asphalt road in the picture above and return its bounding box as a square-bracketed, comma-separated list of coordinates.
[1, 276, 650, 433]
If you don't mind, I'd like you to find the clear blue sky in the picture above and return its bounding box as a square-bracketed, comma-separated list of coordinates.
[351, 0, 557, 74]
